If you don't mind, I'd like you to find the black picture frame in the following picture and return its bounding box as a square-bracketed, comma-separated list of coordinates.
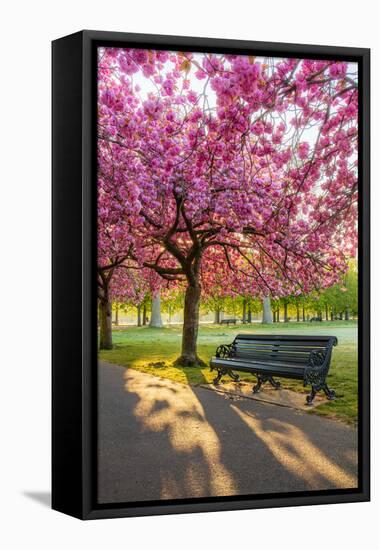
[52, 30, 370, 520]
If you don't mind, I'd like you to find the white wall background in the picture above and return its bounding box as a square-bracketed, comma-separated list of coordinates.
[0, 1, 376, 548]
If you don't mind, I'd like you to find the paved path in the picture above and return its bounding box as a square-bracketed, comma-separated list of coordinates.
[98, 361, 358, 504]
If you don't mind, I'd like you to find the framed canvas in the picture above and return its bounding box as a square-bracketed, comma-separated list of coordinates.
[52, 30, 370, 520]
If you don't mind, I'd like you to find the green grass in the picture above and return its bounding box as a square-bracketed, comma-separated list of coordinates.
[99, 321, 358, 424]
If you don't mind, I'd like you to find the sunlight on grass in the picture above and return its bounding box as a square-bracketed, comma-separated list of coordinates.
[99, 321, 358, 424]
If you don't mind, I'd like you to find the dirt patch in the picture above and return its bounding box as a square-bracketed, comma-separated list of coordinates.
[200, 380, 328, 412]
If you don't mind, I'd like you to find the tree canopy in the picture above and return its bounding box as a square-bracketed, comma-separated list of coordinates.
[97, 47, 358, 357]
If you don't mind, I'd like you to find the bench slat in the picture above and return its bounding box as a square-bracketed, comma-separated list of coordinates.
[234, 334, 335, 342]
[234, 339, 330, 348]
[212, 357, 306, 370]
[234, 342, 327, 352]
[233, 353, 309, 364]
[210, 358, 305, 378]
[234, 348, 326, 356]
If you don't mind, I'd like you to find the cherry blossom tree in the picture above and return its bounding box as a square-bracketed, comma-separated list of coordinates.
[97, 134, 138, 348]
[97, 233, 134, 349]
[97, 47, 358, 365]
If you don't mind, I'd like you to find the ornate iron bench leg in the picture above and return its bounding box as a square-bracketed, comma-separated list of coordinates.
[253, 375, 280, 393]
[213, 368, 228, 385]
[253, 374, 265, 393]
[323, 384, 336, 400]
[268, 376, 281, 390]
[306, 383, 336, 405]
[228, 370, 240, 382]
[213, 369, 222, 385]
[306, 386, 317, 405]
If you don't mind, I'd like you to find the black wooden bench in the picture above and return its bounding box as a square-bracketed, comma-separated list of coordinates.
[220, 318, 237, 325]
[210, 334, 337, 405]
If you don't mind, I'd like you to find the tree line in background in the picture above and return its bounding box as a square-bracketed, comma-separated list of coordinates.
[109, 261, 357, 327]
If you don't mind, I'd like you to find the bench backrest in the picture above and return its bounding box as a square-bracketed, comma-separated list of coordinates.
[231, 334, 337, 365]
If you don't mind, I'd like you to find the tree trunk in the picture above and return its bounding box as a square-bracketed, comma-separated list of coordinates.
[284, 302, 288, 322]
[302, 306, 306, 322]
[325, 305, 329, 321]
[137, 304, 142, 327]
[276, 308, 280, 322]
[247, 305, 252, 323]
[242, 299, 247, 323]
[345, 308, 350, 321]
[296, 305, 300, 322]
[149, 292, 163, 327]
[262, 296, 273, 324]
[214, 307, 221, 324]
[142, 303, 147, 325]
[175, 284, 204, 367]
[99, 296, 112, 350]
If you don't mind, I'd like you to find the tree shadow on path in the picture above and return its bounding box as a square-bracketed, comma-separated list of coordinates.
[98, 361, 357, 504]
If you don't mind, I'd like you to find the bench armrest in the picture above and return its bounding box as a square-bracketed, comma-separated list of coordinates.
[215, 343, 235, 358]
[303, 347, 333, 388]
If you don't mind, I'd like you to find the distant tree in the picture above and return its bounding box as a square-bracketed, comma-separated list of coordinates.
[262, 296, 273, 324]
[161, 289, 185, 324]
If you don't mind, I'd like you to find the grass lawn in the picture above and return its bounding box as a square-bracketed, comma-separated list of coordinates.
[99, 321, 358, 424]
